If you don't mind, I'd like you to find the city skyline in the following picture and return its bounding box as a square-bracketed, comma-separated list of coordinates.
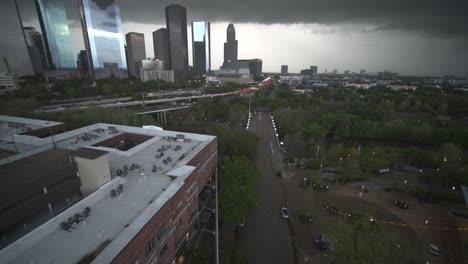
[7, 0, 468, 76]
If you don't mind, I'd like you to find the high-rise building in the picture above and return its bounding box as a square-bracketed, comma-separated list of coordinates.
[223, 23, 238, 70]
[125, 32, 146, 78]
[23, 27, 47, 73]
[76, 50, 89, 78]
[153, 28, 170, 71]
[248, 59, 262, 78]
[0, 57, 18, 88]
[344, 70, 350, 75]
[310, 66, 318, 75]
[360, 69, 366, 75]
[166, 4, 189, 81]
[332, 69, 338, 74]
[281, 65, 288, 75]
[0, 0, 34, 76]
[35, 0, 75, 70]
[78, 0, 128, 79]
[191, 21, 210, 77]
[140, 58, 174, 83]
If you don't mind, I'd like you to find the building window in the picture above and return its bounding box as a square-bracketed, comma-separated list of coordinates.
[145, 237, 156, 256]
[160, 243, 168, 257]
[188, 210, 196, 224]
[157, 224, 167, 240]
[175, 217, 183, 230]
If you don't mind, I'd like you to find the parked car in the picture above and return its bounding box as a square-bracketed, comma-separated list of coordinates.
[393, 200, 409, 209]
[281, 207, 289, 219]
[428, 244, 440, 256]
[315, 233, 331, 250]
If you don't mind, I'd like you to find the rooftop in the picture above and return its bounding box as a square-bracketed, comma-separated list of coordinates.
[0, 123, 216, 264]
[0, 115, 63, 139]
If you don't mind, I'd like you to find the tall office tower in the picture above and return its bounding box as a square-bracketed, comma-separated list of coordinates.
[35, 0, 75, 70]
[165, 4, 189, 81]
[281, 65, 288, 75]
[153, 28, 170, 71]
[248, 59, 263, 78]
[126, 32, 146, 78]
[310, 66, 318, 75]
[0, 0, 34, 76]
[223, 23, 238, 70]
[76, 50, 89, 78]
[23, 27, 47, 73]
[191, 21, 210, 77]
[78, 0, 128, 79]
[360, 69, 366, 75]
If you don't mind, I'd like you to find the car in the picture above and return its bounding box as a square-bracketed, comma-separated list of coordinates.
[324, 205, 340, 214]
[315, 233, 331, 250]
[281, 207, 289, 219]
[393, 200, 409, 209]
[428, 244, 440, 256]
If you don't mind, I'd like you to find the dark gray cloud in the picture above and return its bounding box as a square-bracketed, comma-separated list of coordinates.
[114, 0, 468, 39]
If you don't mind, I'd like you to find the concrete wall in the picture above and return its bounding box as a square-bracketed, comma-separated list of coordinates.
[75, 155, 111, 196]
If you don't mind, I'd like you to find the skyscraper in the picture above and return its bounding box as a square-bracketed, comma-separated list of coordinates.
[125, 32, 146, 78]
[248, 59, 263, 78]
[23, 27, 47, 73]
[223, 23, 238, 70]
[166, 4, 189, 81]
[78, 0, 127, 79]
[191, 21, 210, 77]
[35, 0, 75, 70]
[153, 28, 170, 71]
[0, 0, 34, 76]
[281, 65, 288, 75]
[310, 66, 318, 75]
[76, 50, 89, 78]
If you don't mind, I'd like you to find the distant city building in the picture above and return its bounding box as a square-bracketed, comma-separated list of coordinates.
[153, 28, 170, 71]
[300, 65, 318, 77]
[35, 0, 76, 70]
[223, 23, 238, 70]
[279, 75, 303, 87]
[324, 69, 328, 74]
[78, 0, 127, 79]
[191, 21, 210, 77]
[248, 59, 262, 78]
[76, 50, 89, 79]
[126, 32, 146, 78]
[140, 58, 174, 83]
[166, 4, 189, 81]
[281, 65, 288, 75]
[378, 71, 398, 80]
[332, 69, 338, 74]
[94, 63, 127, 79]
[360, 69, 366, 75]
[215, 68, 252, 84]
[23, 27, 47, 73]
[0, 57, 18, 89]
[0, 0, 34, 76]
[344, 70, 350, 75]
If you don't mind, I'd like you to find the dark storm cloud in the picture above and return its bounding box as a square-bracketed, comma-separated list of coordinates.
[114, 0, 468, 38]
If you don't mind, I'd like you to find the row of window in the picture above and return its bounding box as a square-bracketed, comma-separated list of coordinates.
[145, 224, 167, 257]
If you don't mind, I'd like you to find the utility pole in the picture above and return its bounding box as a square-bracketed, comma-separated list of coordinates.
[215, 168, 219, 264]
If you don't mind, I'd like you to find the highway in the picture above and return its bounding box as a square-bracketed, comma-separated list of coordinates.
[35, 92, 237, 113]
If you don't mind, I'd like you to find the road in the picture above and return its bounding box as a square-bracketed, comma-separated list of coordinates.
[237, 112, 296, 264]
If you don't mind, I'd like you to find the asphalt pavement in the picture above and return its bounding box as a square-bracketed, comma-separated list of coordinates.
[237, 112, 296, 264]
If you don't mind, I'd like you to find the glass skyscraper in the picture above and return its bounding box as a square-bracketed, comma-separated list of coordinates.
[166, 4, 188, 81]
[191, 21, 210, 76]
[0, 0, 34, 76]
[78, 0, 127, 78]
[35, 0, 75, 70]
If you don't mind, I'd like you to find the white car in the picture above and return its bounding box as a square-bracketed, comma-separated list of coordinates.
[428, 244, 440, 256]
[281, 207, 289, 219]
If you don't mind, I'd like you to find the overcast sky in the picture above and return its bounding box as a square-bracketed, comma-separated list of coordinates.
[16, 0, 468, 76]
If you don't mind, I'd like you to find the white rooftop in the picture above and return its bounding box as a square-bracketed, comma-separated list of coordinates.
[0, 115, 62, 139]
[0, 123, 216, 264]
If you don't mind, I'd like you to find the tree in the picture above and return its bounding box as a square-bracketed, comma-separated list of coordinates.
[326, 215, 415, 264]
[325, 144, 344, 164]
